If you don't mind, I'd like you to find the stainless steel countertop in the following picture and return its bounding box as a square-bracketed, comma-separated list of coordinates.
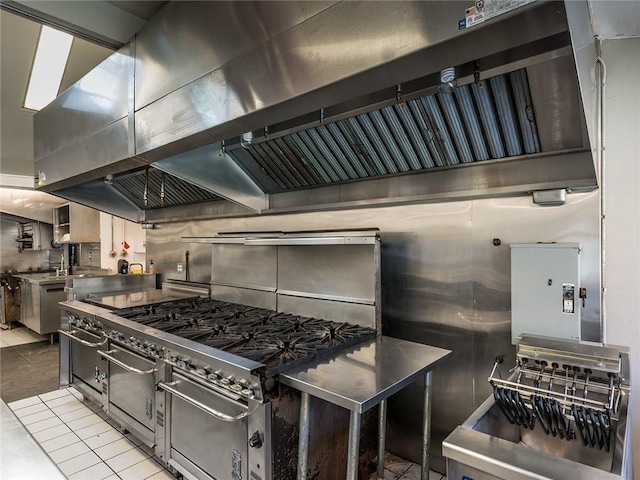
[1, 399, 66, 480]
[83, 289, 199, 310]
[13, 272, 71, 285]
[280, 335, 451, 413]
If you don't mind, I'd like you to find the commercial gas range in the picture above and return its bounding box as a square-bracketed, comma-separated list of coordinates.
[60, 294, 376, 480]
[60, 230, 451, 480]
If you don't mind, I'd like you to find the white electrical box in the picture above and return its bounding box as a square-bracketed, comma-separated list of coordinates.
[510, 243, 582, 344]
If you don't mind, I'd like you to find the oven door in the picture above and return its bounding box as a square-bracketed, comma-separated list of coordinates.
[59, 329, 106, 405]
[160, 372, 249, 480]
[99, 346, 158, 444]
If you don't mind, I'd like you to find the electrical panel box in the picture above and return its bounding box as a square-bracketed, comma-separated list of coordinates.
[510, 243, 582, 344]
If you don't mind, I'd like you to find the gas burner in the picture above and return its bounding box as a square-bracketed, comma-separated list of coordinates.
[115, 298, 376, 371]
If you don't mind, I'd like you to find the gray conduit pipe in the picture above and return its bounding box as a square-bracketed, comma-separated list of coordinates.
[595, 37, 607, 343]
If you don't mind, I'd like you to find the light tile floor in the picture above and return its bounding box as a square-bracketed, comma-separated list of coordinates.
[8, 387, 447, 480]
[0, 324, 48, 348]
[7, 387, 174, 480]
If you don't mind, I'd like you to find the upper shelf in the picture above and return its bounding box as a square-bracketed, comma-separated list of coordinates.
[181, 229, 380, 246]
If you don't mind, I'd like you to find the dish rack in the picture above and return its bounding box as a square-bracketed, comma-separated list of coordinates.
[488, 335, 630, 453]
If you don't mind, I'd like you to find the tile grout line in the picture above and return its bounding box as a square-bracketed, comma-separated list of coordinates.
[10, 389, 172, 480]
[12, 389, 441, 480]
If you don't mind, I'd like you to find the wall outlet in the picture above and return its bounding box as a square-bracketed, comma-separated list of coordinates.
[177, 263, 184, 273]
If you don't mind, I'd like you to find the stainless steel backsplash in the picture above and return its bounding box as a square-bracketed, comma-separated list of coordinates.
[146, 191, 600, 472]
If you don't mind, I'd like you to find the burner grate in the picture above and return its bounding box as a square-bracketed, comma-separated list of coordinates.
[115, 298, 376, 371]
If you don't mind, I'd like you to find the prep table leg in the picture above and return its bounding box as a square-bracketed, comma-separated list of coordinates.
[421, 371, 433, 480]
[297, 392, 311, 480]
[347, 410, 361, 480]
[377, 399, 387, 478]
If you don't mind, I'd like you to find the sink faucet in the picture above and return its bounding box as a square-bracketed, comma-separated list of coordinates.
[56, 254, 66, 276]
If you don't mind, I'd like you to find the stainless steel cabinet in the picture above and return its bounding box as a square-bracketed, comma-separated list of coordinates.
[19, 279, 66, 335]
[53, 203, 100, 244]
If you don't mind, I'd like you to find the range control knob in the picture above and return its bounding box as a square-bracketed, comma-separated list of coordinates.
[249, 431, 263, 449]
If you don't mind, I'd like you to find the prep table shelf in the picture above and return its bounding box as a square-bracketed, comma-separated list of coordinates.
[281, 335, 451, 480]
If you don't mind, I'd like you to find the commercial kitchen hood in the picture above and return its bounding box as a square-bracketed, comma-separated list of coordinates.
[33, 1, 599, 223]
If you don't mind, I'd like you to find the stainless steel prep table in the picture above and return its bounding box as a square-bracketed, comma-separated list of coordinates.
[280, 335, 451, 480]
[83, 290, 200, 310]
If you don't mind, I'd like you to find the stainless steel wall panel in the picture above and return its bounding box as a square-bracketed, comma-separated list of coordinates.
[34, 45, 130, 161]
[211, 245, 277, 292]
[209, 285, 277, 311]
[469, 193, 600, 409]
[277, 245, 376, 304]
[134, 1, 337, 110]
[146, 189, 600, 473]
[277, 295, 376, 329]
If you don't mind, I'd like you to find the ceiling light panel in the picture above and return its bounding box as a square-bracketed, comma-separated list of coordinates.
[24, 26, 73, 111]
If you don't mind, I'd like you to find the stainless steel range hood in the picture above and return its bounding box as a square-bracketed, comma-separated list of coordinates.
[34, 0, 598, 223]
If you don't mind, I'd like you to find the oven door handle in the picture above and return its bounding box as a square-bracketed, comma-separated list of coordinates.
[157, 381, 249, 422]
[97, 349, 160, 374]
[58, 329, 107, 348]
